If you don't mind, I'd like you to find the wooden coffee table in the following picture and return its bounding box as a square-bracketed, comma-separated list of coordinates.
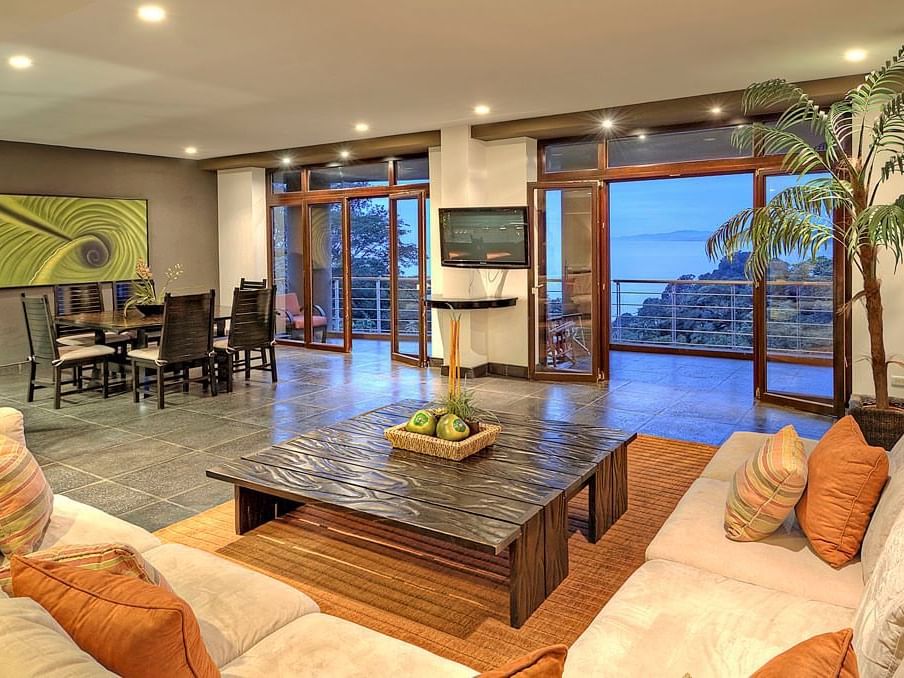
[207, 399, 635, 627]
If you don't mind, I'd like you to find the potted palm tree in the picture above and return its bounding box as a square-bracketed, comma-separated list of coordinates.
[707, 45, 904, 448]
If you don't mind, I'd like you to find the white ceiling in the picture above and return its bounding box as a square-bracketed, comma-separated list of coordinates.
[0, 0, 901, 159]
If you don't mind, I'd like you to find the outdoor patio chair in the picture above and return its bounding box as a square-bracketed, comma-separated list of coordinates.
[276, 292, 328, 342]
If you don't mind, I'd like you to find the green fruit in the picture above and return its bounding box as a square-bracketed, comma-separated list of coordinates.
[436, 413, 470, 441]
[405, 409, 437, 436]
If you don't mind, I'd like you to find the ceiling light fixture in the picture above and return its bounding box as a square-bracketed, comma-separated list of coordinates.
[710, 106, 723, 115]
[281, 156, 292, 166]
[601, 118, 614, 130]
[184, 146, 197, 155]
[844, 48, 868, 63]
[354, 122, 369, 133]
[137, 4, 166, 22]
[339, 150, 350, 159]
[637, 133, 647, 140]
[473, 104, 491, 115]
[8, 55, 33, 70]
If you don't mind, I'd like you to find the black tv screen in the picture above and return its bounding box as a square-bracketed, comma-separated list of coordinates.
[439, 207, 530, 268]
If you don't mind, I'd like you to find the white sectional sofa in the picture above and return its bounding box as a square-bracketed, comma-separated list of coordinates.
[3, 406, 902, 677]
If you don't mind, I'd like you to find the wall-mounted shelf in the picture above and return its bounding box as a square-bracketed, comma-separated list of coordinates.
[425, 296, 518, 311]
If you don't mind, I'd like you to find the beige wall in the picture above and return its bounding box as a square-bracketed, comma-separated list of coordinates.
[0, 141, 219, 367]
[217, 168, 267, 298]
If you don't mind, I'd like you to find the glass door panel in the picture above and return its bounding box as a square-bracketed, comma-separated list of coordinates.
[307, 201, 349, 349]
[531, 184, 599, 380]
[271, 205, 306, 341]
[390, 194, 427, 365]
[758, 173, 837, 411]
[349, 197, 390, 348]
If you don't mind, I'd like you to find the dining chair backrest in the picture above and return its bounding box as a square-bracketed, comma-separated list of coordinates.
[239, 278, 267, 290]
[54, 282, 104, 316]
[113, 279, 155, 312]
[21, 295, 60, 363]
[158, 290, 215, 364]
[228, 287, 274, 351]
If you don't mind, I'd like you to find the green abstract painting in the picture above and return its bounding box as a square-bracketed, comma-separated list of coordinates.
[0, 194, 148, 288]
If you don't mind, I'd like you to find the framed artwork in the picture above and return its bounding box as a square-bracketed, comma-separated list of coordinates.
[0, 193, 148, 288]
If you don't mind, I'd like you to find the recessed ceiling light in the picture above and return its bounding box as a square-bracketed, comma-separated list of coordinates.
[354, 122, 369, 133]
[601, 118, 614, 130]
[184, 146, 197, 155]
[281, 156, 292, 166]
[339, 150, 350, 159]
[473, 104, 491, 115]
[638, 133, 647, 140]
[844, 48, 868, 63]
[710, 106, 723, 115]
[137, 5, 166, 22]
[8, 55, 33, 70]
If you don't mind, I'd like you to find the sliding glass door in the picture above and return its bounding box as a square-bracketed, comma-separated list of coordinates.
[389, 193, 428, 366]
[529, 183, 603, 381]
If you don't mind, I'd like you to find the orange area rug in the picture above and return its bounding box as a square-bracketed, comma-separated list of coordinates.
[156, 434, 716, 671]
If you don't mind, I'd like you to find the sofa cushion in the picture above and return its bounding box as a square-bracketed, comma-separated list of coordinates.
[220, 612, 474, 677]
[0, 596, 115, 677]
[0, 434, 53, 559]
[751, 628, 860, 677]
[10, 555, 219, 678]
[862, 448, 903, 583]
[797, 416, 889, 568]
[0, 407, 26, 447]
[647, 477, 864, 608]
[143, 544, 319, 667]
[1, 542, 169, 596]
[42, 494, 161, 553]
[479, 645, 568, 677]
[854, 509, 904, 678]
[702, 431, 819, 482]
[563, 559, 854, 678]
[724, 425, 807, 542]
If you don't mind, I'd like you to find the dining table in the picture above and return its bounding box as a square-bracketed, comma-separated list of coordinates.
[56, 306, 233, 347]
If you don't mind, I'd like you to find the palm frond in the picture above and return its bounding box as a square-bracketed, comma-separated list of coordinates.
[880, 153, 904, 183]
[849, 45, 904, 115]
[741, 79, 829, 136]
[849, 199, 904, 264]
[767, 178, 852, 215]
[753, 125, 832, 176]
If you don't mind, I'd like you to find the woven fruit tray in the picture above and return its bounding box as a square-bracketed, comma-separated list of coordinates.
[384, 421, 502, 461]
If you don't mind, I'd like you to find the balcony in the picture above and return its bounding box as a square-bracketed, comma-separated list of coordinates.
[337, 275, 432, 338]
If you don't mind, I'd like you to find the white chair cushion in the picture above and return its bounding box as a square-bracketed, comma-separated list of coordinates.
[142, 543, 320, 667]
[854, 508, 904, 678]
[700, 431, 819, 482]
[128, 346, 160, 363]
[42, 494, 161, 553]
[56, 332, 97, 347]
[563, 559, 854, 678]
[646, 477, 864, 608]
[0, 408, 26, 448]
[54, 344, 115, 365]
[0, 597, 115, 677]
[221, 613, 474, 678]
[213, 338, 229, 350]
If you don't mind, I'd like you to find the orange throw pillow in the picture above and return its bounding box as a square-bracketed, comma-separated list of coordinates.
[478, 645, 567, 677]
[10, 556, 219, 678]
[752, 628, 859, 677]
[796, 416, 889, 567]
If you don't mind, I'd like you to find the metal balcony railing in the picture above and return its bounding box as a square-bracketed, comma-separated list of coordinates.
[331, 276, 432, 337]
[541, 276, 833, 359]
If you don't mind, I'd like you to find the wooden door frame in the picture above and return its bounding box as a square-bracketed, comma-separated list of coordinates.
[389, 191, 429, 367]
[527, 181, 604, 382]
[752, 168, 849, 416]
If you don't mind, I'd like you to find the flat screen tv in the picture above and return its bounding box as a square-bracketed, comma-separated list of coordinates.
[439, 206, 529, 268]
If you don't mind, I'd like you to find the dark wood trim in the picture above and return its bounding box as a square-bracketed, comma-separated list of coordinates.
[201, 131, 441, 171]
[269, 182, 430, 206]
[473, 74, 862, 143]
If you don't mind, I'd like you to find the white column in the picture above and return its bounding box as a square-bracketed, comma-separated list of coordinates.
[217, 167, 267, 298]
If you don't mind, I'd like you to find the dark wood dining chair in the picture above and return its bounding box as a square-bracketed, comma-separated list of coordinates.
[54, 282, 104, 346]
[129, 290, 217, 409]
[239, 277, 267, 290]
[22, 294, 114, 408]
[215, 287, 277, 391]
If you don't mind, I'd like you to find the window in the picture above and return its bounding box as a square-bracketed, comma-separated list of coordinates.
[608, 127, 749, 167]
[309, 161, 389, 190]
[543, 141, 598, 173]
[396, 157, 429, 184]
[271, 170, 301, 193]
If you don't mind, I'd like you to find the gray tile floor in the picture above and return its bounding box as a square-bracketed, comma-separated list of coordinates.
[0, 343, 833, 532]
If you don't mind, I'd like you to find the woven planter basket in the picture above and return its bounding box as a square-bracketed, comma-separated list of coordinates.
[384, 421, 502, 461]
[848, 395, 904, 450]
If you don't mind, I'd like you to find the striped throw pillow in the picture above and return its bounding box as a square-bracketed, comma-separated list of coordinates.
[0, 434, 53, 559]
[1, 542, 170, 596]
[725, 425, 807, 542]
